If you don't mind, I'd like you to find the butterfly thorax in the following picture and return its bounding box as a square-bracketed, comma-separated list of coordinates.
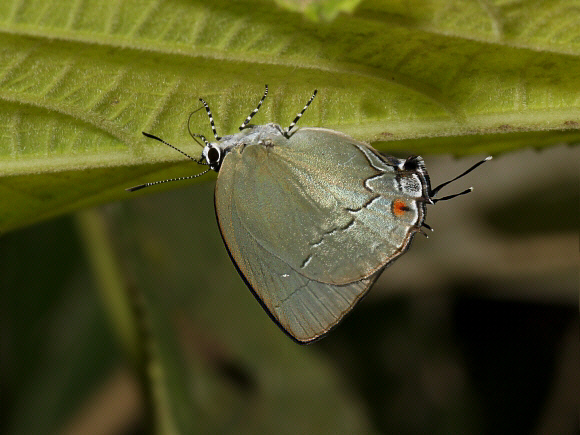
[203, 123, 286, 171]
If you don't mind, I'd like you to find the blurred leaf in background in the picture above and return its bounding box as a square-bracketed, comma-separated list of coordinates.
[1, 0, 578, 434]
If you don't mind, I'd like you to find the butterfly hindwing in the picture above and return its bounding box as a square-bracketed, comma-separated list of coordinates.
[215, 127, 424, 342]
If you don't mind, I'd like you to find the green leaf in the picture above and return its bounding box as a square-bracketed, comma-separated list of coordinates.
[273, 0, 364, 21]
[0, 0, 578, 230]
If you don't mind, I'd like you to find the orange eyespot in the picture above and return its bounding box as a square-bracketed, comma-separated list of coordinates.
[393, 199, 410, 217]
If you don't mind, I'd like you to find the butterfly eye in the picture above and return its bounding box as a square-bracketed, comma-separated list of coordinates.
[206, 146, 220, 165]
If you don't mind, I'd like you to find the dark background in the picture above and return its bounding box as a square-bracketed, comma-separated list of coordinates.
[2, 145, 578, 434]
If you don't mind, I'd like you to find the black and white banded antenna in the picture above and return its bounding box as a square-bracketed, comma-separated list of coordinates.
[125, 132, 210, 192]
[284, 89, 317, 138]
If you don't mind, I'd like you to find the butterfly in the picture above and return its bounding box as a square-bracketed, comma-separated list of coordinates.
[128, 85, 490, 343]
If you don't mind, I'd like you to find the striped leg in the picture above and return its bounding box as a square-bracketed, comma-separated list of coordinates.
[198, 98, 220, 140]
[191, 133, 210, 147]
[239, 85, 268, 130]
[284, 89, 317, 137]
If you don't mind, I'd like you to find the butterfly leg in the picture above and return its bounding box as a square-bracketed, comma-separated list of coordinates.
[239, 85, 269, 130]
[284, 89, 318, 138]
[198, 97, 221, 140]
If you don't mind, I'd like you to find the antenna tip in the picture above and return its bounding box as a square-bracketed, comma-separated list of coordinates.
[468, 187, 474, 191]
[485, 156, 493, 161]
[126, 184, 147, 192]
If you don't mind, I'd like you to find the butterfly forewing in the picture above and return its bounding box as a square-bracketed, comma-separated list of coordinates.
[222, 127, 424, 286]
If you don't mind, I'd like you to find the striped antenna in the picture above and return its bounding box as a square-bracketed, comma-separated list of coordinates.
[142, 132, 199, 162]
[284, 89, 317, 137]
[240, 85, 268, 130]
[125, 132, 209, 192]
[125, 170, 210, 192]
[198, 98, 220, 140]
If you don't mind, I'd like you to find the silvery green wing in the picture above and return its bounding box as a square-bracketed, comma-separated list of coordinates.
[221, 127, 425, 284]
[217, 198, 382, 343]
[215, 127, 425, 342]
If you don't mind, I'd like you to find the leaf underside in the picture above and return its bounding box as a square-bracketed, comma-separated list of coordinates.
[0, 0, 579, 231]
